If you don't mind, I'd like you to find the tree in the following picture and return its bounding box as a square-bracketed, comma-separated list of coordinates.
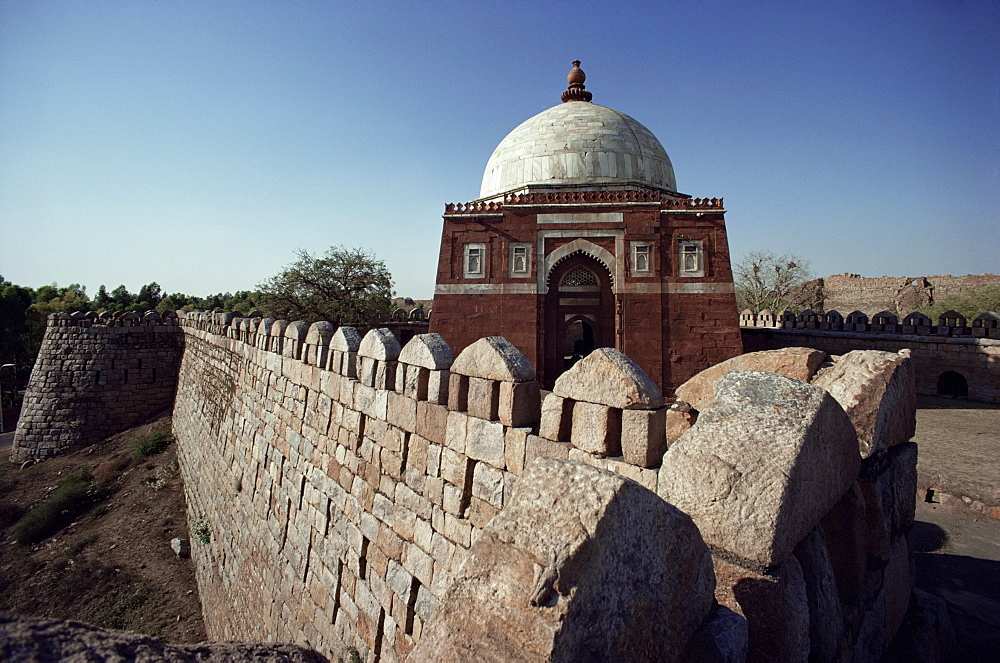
[257, 247, 394, 325]
[918, 285, 1000, 322]
[733, 250, 813, 314]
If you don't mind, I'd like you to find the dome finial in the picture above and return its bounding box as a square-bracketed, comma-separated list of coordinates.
[561, 60, 593, 103]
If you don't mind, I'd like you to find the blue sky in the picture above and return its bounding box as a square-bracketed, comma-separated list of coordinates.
[1, 0, 997, 300]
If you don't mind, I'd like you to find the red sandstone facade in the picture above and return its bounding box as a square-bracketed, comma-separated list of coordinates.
[430, 190, 742, 393]
[431, 62, 742, 393]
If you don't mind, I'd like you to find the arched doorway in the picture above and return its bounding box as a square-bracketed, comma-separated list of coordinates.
[542, 253, 614, 388]
[937, 371, 968, 399]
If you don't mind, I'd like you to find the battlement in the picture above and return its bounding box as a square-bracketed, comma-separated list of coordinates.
[443, 191, 725, 214]
[11, 307, 927, 660]
[740, 307, 1000, 338]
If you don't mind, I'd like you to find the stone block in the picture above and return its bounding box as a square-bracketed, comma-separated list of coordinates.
[386, 392, 417, 433]
[440, 448, 470, 489]
[676, 347, 828, 412]
[445, 411, 467, 454]
[450, 336, 535, 382]
[466, 376, 499, 421]
[408, 457, 715, 663]
[811, 349, 916, 458]
[665, 403, 694, 446]
[793, 526, 842, 663]
[427, 369, 449, 405]
[504, 427, 529, 475]
[819, 483, 867, 606]
[569, 401, 621, 457]
[465, 417, 505, 468]
[714, 555, 810, 663]
[499, 379, 540, 429]
[416, 401, 448, 442]
[398, 333, 452, 372]
[472, 462, 504, 509]
[552, 347, 663, 409]
[621, 406, 667, 468]
[447, 373, 468, 412]
[659, 371, 860, 569]
[538, 393, 572, 442]
[524, 434, 570, 464]
[374, 360, 397, 391]
[679, 604, 748, 663]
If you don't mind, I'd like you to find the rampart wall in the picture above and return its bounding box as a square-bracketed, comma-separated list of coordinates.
[740, 309, 1000, 403]
[10, 311, 183, 461]
[11, 310, 932, 661]
[820, 273, 1000, 318]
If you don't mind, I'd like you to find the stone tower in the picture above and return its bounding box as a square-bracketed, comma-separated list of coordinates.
[430, 62, 742, 393]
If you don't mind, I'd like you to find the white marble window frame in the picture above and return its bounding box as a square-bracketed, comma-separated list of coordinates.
[631, 242, 654, 274]
[464, 243, 486, 279]
[678, 240, 704, 278]
[509, 243, 532, 278]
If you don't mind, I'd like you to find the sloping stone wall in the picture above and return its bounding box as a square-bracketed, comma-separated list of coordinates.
[10, 312, 183, 461]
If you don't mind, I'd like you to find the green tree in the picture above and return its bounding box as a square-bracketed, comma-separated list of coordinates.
[132, 282, 163, 311]
[109, 285, 133, 311]
[0, 278, 36, 383]
[257, 247, 394, 325]
[734, 250, 814, 314]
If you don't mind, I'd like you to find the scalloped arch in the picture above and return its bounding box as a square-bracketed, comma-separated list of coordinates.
[542, 239, 617, 292]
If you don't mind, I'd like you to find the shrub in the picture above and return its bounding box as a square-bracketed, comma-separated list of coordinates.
[193, 519, 211, 544]
[132, 430, 173, 458]
[12, 468, 106, 545]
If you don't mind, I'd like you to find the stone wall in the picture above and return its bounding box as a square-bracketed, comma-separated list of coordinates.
[11, 309, 927, 660]
[10, 311, 183, 461]
[740, 309, 1000, 403]
[819, 273, 1000, 318]
[165, 312, 919, 661]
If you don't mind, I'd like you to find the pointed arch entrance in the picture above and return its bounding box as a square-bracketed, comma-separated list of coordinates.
[542, 253, 615, 388]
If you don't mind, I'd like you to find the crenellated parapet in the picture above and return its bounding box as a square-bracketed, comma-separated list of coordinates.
[443, 191, 726, 214]
[741, 308, 1000, 338]
[741, 308, 1000, 403]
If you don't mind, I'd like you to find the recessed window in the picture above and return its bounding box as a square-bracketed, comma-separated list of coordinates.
[510, 243, 531, 277]
[464, 243, 485, 278]
[678, 240, 704, 277]
[632, 243, 653, 274]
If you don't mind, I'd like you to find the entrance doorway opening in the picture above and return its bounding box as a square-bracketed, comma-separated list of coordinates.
[564, 318, 595, 371]
[542, 253, 614, 388]
[936, 371, 968, 399]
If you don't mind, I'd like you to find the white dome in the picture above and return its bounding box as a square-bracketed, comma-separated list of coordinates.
[479, 102, 676, 199]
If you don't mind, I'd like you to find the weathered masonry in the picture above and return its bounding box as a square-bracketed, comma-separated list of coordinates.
[741, 309, 1000, 403]
[12, 310, 930, 662]
[430, 61, 742, 394]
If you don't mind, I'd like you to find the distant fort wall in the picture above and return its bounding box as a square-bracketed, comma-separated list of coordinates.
[819, 273, 1000, 318]
[740, 309, 1000, 403]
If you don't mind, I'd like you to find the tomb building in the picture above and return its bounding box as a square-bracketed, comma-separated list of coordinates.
[430, 61, 742, 393]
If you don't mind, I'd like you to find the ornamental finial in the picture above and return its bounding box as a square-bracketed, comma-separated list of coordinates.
[561, 60, 593, 103]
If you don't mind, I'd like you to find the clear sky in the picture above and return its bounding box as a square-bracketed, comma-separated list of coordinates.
[1, 0, 997, 300]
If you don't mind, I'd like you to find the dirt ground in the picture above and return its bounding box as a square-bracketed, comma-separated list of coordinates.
[913, 394, 1000, 505]
[0, 415, 206, 643]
